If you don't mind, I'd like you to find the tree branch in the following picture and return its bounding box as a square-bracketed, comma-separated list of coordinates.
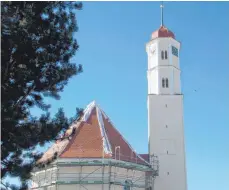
[1, 182, 10, 190]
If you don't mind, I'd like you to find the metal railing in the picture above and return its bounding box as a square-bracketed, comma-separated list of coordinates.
[32, 154, 159, 189]
[32, 171, 146, 188]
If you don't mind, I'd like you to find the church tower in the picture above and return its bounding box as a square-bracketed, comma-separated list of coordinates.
[146, 4, 187, 190]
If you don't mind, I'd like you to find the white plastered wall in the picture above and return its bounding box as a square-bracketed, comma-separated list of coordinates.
[146, 35, 187, 190]
[148, 95, 187, 190]
[146, 38, 181, 95]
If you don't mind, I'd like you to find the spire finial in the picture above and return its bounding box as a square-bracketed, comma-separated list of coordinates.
[160, 1, 164, 26]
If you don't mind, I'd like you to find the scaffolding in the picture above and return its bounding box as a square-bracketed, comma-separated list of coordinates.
[31, 155, 159, 190]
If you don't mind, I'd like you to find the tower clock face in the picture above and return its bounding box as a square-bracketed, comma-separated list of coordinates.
[150, 45, 156, 55]
[172, 46, 178, 57]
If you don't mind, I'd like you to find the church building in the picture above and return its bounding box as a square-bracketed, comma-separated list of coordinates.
[31, 4, 187, 190]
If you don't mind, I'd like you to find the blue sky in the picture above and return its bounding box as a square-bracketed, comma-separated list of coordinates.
[6, 1, 229, 190]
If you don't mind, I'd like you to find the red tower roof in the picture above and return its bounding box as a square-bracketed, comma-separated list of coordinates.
[151, 25, 175, 40]
[37, 101, 149, 166]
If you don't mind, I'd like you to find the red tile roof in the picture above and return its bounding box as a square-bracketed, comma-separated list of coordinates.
[38, 101, 149, 166]
[139, 154, 149, 162]
[151, 25, 175, 39]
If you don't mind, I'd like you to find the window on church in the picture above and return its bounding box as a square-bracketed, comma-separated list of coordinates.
[162, 78, 165, 88]
[123, 180, 132, 190]
[172, 46, 178, 57]
[161, 51, 164, 60]
[124, 185, 130, 190]
[166, 78, 169, 88]
[165, 51, 168, 59]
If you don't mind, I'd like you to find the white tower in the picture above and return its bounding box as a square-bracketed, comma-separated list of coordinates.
[146, 4, 187, 190]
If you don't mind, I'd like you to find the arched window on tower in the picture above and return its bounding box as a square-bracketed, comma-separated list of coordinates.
[161, 51, 164, 60]
[165, 51, 168, 59]
[166, 78, 169, 88]
[162, 78, 165, 88]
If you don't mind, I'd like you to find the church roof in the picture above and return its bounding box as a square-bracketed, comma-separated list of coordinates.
[151, 25, 175, 40]
[37, 101, 150, 166]
[139, 154, 149, 162]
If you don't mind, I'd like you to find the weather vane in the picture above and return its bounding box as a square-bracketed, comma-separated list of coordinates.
[160, 1, 164, 26]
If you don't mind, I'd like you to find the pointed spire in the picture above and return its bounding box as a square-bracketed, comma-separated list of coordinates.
[160, 1, 164, 26]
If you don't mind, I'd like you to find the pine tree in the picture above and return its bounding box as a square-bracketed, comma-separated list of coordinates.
[1, 2, 83, 189]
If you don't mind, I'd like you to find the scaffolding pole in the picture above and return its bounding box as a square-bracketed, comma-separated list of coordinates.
[108, 161, 111, 190]
[32, 156, 158, 190]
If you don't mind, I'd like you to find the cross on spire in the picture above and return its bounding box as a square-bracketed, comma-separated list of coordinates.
[160, 1, 164, 26]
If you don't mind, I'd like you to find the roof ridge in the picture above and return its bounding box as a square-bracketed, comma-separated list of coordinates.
[81, 100, 96, 122]
[96, 107, 112, 155]
[80, 100, 113, 155]
[81, 100, 108, 120]
[96, 102, 150, 165]
[96, 106, 150, 165]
